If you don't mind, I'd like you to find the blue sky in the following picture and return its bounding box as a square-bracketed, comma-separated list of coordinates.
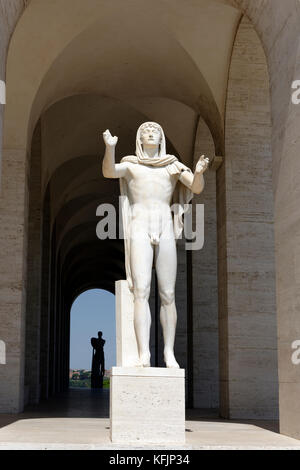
[69, 289, 116, 370]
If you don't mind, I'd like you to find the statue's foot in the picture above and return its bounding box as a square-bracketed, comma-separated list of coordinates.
[164, 350, 180, 369]
[139, 352, 151, 368]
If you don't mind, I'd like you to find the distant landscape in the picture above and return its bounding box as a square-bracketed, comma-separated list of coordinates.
[69, 369, 110, 389]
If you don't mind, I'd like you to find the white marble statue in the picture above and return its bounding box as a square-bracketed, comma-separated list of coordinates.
[102, 122, 209, 368]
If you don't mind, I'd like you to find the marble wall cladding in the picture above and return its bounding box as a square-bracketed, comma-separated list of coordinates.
[219, 16, 278, 419]
[0, 3, 27, 411]
[0, 148, 28, 412]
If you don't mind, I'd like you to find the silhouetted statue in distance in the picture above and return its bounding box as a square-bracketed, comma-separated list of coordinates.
[91, 331, 105, 388]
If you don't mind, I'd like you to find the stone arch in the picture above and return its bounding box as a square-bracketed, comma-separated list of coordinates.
[218, 15, 277, 419]
[0, 0, 259, 412]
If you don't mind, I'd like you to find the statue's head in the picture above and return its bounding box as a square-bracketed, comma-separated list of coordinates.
[139, 122, 162, 148]
[136, 121, 167, 161]
[98, 331, 102, 338]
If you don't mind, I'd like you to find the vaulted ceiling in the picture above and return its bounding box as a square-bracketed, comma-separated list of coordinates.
[4, 0, 242, 300]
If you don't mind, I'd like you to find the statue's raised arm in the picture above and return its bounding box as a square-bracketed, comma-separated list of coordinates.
[102, 129, 128, 179]
[178, 154, 209, 194]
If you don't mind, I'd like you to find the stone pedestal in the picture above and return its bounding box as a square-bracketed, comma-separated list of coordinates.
[112, 280, 186, 444]
[110, 366, 185, 445]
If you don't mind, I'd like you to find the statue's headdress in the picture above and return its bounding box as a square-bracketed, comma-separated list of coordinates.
[129, 121, 178, 167]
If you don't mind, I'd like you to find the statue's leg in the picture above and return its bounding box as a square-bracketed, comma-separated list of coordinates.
[130, 235, 154, 367]
[155, 231, 179, 368]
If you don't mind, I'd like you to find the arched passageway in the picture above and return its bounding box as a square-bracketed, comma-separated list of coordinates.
[69, 289, 116, 387]
[14, 0, 240, 411]
[0, 0, 282, 433]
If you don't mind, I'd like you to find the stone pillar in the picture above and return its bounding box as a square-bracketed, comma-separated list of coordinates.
[230, 0, 300, 438]
[55, 253, 62, 392]
[24, 122, 42, 405]
[0, 147, 28, 412]
[275, 35, 300, 440]
[48, 225, 58, 396]
[218, 16, 278, 419]
[192, 118, 219, 409]
[0, 0, 27, 413]
[39, 187, 51, 399]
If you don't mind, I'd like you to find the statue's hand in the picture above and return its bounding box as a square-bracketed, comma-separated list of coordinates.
[195, 155, 209, 174]
[103, 129, 118, 147]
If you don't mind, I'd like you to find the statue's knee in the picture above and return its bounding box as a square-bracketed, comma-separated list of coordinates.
[134, 285, 150, 301]
[160, 289, 175, 306]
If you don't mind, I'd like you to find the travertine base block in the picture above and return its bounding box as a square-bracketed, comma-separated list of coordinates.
[110, 367, 185, 444]
[115, 280, 140, 367]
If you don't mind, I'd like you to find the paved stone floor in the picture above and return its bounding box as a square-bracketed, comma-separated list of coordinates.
[0, 389, 300, 450]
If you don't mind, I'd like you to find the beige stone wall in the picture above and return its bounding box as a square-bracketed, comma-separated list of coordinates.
[0, 0, 24, 79]
[0, 0, 26, 412]
[219, 16, 278, 419]
[0, 147, 28, 412]
[0, 0, 25, 175]
[275, 38, 300, 437]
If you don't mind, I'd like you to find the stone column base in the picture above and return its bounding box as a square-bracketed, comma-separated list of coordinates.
[110, 366, 185, 445]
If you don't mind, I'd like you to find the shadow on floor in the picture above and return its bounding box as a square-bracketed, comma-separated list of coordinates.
[0, 388, 109, 430]
[0, 389, 279, 435]
[25, 388, 110, 418]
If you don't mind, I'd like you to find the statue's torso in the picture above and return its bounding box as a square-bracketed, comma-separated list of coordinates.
[124, 163, 178, 241]
[125, 163, 177, 205]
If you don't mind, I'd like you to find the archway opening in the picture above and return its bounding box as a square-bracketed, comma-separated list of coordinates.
[69, 289, 116, 390]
